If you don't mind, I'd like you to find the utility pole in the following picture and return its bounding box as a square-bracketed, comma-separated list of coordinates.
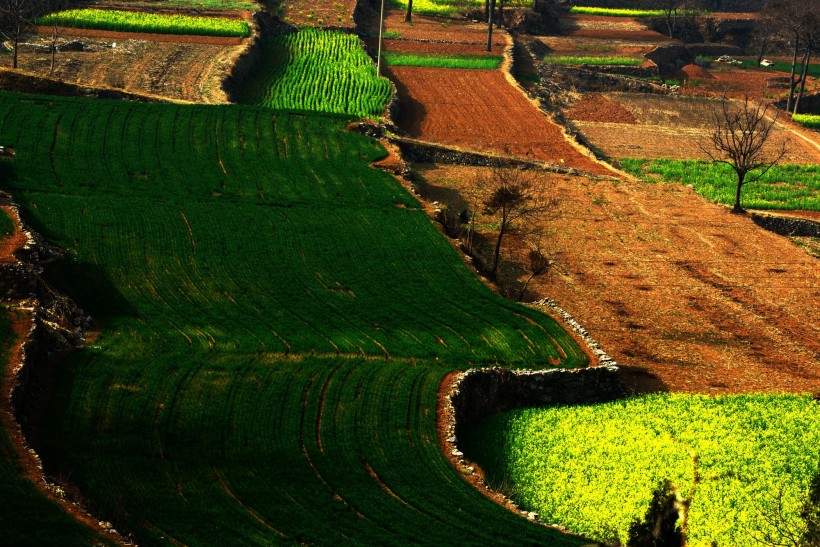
[376, 0, 385, 75]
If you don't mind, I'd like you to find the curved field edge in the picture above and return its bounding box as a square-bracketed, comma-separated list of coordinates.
[460, 393, 820, 546]
[0, 307, 108, 545]
[0, 92, 588, 544]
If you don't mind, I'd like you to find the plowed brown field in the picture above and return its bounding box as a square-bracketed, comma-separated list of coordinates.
[387, 66, 613, 174]
[416, 164, 820, 394]
[566, 93, 820, 163]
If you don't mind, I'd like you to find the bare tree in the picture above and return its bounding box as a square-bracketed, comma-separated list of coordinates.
[767, 0, 817, 114]
[654, 0, 701, 40]
[481, 167, 556, 280]
[700, 96, 787, 214]
[0, 0, 40, 69]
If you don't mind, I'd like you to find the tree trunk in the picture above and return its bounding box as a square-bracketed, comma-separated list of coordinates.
[786, 35, 800, 113]
[496, 0, 503, 29]
[756, 35, 768, 66]
[517, 273, 535, 302]
[485, 0, 490, 22]
[405, 0, 412, 23]
[486, 0, 495, 52]
[732, 175, 744, 213]
[12, 39, 18, 69]
[794, 49, 811, 115]
[491, 210, 506, 279]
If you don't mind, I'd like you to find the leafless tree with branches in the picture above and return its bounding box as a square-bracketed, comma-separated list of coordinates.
[0, 0, 41, 69]
[700, 96, 787, 214]
[481, 166, 557, 280]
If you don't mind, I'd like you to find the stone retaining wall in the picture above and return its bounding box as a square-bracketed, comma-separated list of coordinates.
[450, 366, 625, 437]
[751, 213, 820, 238]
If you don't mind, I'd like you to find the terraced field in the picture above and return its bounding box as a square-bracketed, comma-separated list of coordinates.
[0, 92, 588, 544]
[238, 29, 392, 117]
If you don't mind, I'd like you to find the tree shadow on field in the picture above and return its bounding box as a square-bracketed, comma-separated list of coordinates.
[618, 365, 670, 396]
[384, 67, 427, 138]
[44, 260, 137, 320]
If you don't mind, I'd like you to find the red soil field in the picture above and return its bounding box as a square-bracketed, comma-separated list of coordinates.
[387, 66, 613, 175]
[566, 93, 820, 164]
[417, 165, 820, 395]
[565, 93, 637, 124]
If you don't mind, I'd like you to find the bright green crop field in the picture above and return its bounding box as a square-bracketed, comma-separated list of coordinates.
[621, 159, 820, 211]
[388, 0, 529, 16]
[239, 29, 392, 117]
[0, 91, 588, 544]
[384, 51, 502, 69]
[544, 55, 643, 66]
[37, 9, 249, 37]
[793, 114, 820, 129]
[461, 393, 820, 546]
[568, 6, 668, 17]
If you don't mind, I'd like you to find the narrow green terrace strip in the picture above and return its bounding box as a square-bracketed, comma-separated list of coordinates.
[545, 55, 643, 66]
[387, 0, 529, 16]
[239, 29, 391, 117]
[384, 51, 503, 70]
[569, 6, 693, 17]
[461, 393, 820, 546]
[0, 92, 587, 544]
[793, 114, 820, 129]
[620, 159, 820, 211]
[37, 9, 249, 38]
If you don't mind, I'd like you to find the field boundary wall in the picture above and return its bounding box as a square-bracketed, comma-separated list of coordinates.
[751, 213, 820, 238]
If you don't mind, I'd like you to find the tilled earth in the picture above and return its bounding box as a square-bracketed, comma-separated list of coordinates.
[8, 33, 245, 102]
[414, 164, 820, 394]
[565, 92, 820, 163]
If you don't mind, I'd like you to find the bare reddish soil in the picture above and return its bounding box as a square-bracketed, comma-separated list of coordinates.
[11, 35, 243, 103]
[417, 164, 820, 395]
[565, 93, 637, 124]
[281, 0, 358, 27]
[382, 38, 501, 56]
[382, 10, 504, 47]
[388, 65, 613, 175]
[566, 93, 820, 164]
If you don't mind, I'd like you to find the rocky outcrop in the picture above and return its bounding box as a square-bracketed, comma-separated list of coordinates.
[645, 44, 695, 76]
